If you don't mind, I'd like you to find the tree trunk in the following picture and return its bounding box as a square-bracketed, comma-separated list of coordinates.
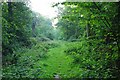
[8, 0, 12, 23]
[86, 23, 90, 38]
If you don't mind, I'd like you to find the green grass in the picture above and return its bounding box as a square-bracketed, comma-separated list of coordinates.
[3, 41, 83, 78]
[33, 41, 83, 78]
[3, 40, 117, 78]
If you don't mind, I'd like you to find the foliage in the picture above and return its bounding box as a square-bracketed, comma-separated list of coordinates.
[2, 2, 33, 56]
[2, 1, 120, 79]
[55, 2, 120, 78]
[65, 38, 118, 78]
[2, 42, 59, 78]
[32, 12, 55, 40]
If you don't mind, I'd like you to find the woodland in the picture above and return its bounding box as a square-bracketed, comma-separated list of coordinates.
[1, 1, 120, 79]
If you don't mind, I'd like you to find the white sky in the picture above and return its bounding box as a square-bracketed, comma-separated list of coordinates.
[30, 0, 65, 19]
[30, 0, 65, 27]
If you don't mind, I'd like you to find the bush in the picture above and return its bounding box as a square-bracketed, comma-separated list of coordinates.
[65, 38, 118, 78]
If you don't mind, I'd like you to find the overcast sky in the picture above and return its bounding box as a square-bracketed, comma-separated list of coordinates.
[30, 0, 65, 19]
[29, 0, 65, 27]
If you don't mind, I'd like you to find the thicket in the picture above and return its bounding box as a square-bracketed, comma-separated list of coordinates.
[56, 2, 120, 78]
[2, 1, 120, 78]
[2, 1, 54, 65]
[2, 41, 59, 78]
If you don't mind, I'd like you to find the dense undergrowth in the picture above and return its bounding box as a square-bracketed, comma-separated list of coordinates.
[65, 38, 119, 78]
[2, 41, 59, 78]
[2, 40, 119, 78]
[2, 1, 120, 79]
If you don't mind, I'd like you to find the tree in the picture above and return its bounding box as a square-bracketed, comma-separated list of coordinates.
[55, 2, 120, 77]
[2, 1, 33, 62]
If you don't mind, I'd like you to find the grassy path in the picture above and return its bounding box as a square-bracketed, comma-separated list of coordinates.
[34, 41, 81, 78]
[3, 41, 82, 78]
[3, 41, 117, 78]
